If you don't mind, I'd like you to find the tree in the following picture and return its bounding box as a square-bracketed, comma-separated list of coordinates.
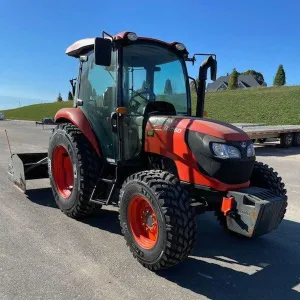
[57, 92, 63, 102]
[68, 91, 73, 101]
[164, 79, 173, 95]
[190, 79, 199, 92]
[273, 64, 286, 86]
[142, 80, 147, 90]
[228, 68, 238, 90]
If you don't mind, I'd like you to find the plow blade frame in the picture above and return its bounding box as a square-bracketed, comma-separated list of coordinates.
[8, 153, 49, 192]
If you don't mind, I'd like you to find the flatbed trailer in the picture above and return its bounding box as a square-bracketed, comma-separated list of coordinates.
[233, 123, 300, 147]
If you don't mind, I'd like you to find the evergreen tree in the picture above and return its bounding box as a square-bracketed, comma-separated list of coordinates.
[57, 92, 63, 102]
[142, 80, 147, 90]
[273, 64, 286, 86]
[228, 68, 238, 90]
[164, 79, 173, 95]
[68, 91, 73, 101]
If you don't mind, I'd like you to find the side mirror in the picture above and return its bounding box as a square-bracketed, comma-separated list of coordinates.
[210, 59, 217, 81]
[94, 37, 112, 66]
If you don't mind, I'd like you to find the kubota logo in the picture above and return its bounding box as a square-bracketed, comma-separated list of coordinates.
[163, 125, 182, 133]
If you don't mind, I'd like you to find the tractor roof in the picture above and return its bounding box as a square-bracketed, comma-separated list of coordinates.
[65, 31, 182, 58]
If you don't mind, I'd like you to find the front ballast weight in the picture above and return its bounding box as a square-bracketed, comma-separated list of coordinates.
[8, 153, 49, 192]
[221, 187, 287, 238]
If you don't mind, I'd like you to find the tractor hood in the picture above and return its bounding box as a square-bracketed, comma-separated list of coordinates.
[145, 115, 255, 187]
[145, 115, 250, 141]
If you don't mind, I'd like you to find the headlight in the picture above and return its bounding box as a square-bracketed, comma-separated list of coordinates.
[211, 143, 241, 159]
[247, 144, 255, 157]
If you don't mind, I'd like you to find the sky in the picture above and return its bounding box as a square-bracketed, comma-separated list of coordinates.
[0, 0, 299, 110]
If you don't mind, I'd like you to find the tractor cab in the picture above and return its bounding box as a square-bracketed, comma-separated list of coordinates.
[65, 32, 198, 162]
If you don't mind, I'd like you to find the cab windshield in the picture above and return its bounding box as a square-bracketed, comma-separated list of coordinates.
[122, 42, 189, 115]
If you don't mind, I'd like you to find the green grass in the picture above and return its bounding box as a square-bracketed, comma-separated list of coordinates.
[2, 101, 73, 121]
[2, 86, 300, 124]
[192, 85, 300, 125]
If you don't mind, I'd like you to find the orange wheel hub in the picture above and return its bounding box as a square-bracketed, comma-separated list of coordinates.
[52, 145, 74, 199]
[128, 195, 159, 250]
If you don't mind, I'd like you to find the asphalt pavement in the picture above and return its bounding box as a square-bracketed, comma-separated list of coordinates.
[0, 120, 299, 300]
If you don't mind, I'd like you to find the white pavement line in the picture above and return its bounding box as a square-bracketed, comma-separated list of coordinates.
[191, 256, 263, 275]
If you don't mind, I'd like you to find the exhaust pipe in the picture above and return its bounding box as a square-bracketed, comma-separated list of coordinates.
[196, 55, 217, 118]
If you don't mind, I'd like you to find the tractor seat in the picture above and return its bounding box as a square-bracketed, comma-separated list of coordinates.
[141, 101, 177, 117]
[103, 87, 116, 111]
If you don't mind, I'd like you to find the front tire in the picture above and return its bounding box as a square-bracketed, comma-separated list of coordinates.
[48, 123, 101, 218]
[119, 170, 197, 271]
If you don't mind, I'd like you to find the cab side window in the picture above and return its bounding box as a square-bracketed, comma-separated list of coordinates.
[78, 50, 118, 159]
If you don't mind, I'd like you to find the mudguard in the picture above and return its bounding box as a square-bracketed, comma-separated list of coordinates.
[55, 108, 101, 157]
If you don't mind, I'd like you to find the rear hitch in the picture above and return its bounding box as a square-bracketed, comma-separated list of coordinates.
[222, 187, 287, 237]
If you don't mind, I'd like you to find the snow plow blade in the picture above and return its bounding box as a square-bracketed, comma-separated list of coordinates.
[8, 153, 49, 192]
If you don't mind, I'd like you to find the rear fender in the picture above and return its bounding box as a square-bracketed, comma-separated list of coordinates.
[55, 108, 101, 157]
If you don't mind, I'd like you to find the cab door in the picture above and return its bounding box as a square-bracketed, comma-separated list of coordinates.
[77, 49, 118, 161]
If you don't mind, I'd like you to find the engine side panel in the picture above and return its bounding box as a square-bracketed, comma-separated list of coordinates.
[55, 108, 101, 157]
[144, 116, 250, 191]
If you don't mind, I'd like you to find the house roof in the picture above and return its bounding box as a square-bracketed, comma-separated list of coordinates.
[207, 75, 260, 91]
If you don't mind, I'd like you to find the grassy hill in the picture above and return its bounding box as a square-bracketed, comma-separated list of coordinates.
[2, 86, 300, 124]
[195, 86, 300, 125]
[1, 101, 72, 121]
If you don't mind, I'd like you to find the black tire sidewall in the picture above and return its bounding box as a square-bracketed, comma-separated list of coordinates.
[281, 133, 293, 147]
[119, 181, 167, 264]
[48, 127, 80, 211]
[293, 133, 300, 146]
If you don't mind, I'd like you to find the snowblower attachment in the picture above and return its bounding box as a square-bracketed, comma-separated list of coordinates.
[8, 153, 49, 192]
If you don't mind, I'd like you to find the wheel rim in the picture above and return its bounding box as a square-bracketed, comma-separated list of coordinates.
[52, 145, 74, 199]
[128, 195, 159, 250]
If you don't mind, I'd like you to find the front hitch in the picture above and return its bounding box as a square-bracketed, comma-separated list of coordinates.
[221, 187, 287, 237]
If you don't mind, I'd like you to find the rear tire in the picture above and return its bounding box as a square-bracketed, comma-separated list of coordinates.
[119, 170, 197, 271]
[280, 133, 293, 148]
[48, 123, 101, 218]
[215, 161, 287, 236]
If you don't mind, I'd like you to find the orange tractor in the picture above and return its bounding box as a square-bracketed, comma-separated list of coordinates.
[9, 31, 287, 271]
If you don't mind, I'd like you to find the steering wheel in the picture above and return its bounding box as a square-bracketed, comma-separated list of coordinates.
[129, 91, 156, 108]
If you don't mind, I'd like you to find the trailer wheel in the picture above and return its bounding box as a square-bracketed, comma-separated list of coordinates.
[215, 161, 287, 236]
[119, 170, 197, 271]
[280, 133, 293, 148]
[293, 132, 300, 146]
[48, 123, 102, 218]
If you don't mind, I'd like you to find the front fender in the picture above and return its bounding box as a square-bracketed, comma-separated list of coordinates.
[55, 108, 101, 157]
